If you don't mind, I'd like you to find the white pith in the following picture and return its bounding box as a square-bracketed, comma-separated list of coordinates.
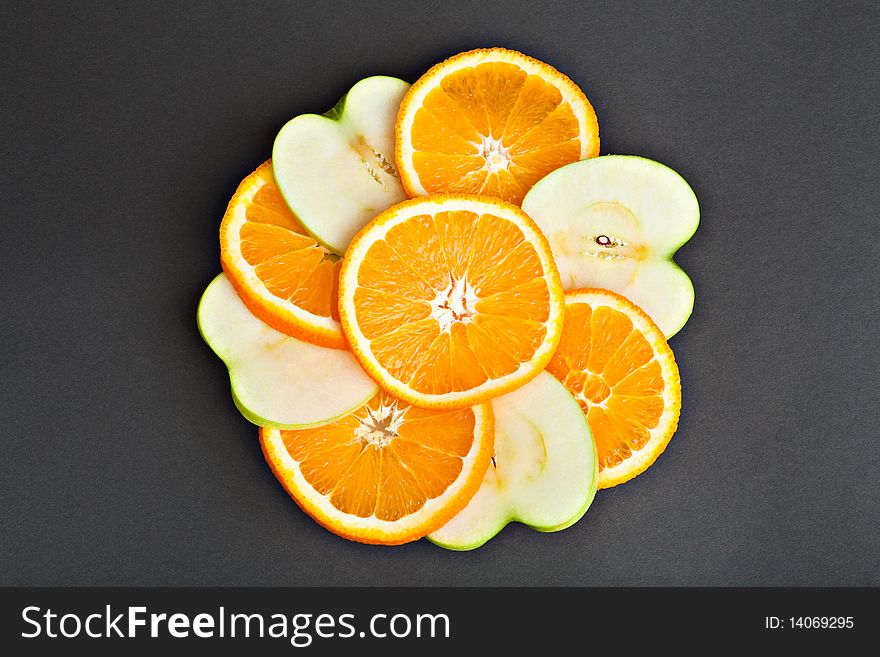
[478, 136, 511, 174]
[354, 399, 408, 447]
[429, 275, 479, 331]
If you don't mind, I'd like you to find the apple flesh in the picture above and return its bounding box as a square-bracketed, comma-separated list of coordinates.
[521, 155, 699, 337]
[198, 274, 377, 428]
[428, 372, 598, 550]
[272, 76, 410, 254]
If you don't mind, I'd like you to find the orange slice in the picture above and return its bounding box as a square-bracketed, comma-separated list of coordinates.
[546, 289, 681, 488]
[396, 47, 599, 205]
[339, 194, 564, 408]
[220, 160, 345, 349]
[260, 392, 494, 544]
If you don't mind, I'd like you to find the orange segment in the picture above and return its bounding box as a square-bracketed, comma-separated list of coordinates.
[356, 239, 437, 299]
[220, 160, 345, 348]
[463, 320, 522, 379]
[339, 194, 564, 409]
[370, 318, 441, 383]
[396, 406, 478, 455]
[434, 210, 477, 278]
[470, 314, 546, 365]
[474, 278, 550, 322]
[396, 48, 599, 205]
[352, 288, 431, 340]
[587, 305, 633, 374]
[448, 323, 490, 391]
[603, 332, 655, 386]
[260, 392, 494, 545]
[239, 223, 316, 264]
[547, 288, 681, 488]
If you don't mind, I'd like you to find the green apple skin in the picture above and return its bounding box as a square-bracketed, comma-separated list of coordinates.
[521, 155, 699, 338]
[428, 372, 598, 551]
[197, 274, 377, 429]
[272, 76, 410, 254]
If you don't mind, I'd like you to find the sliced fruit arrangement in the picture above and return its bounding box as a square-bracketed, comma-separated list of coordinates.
[429, 372, 597, 550]
[522, 155, 699, 337]
[274, 76, 410, 254]
[338, 194, 564, 408]
[260, 392, 493, 544]
[220, 161, 346, 348]
[396, 48, 599, 205]
[546, 288, 681, 488]
[198, 273, 377, 429]
[200, 47, 698, 548]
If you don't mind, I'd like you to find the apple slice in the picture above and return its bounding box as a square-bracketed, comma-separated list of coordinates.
[272, 76, 410, 254]
[198, 274, 377, 428]
[521, 155, 699, 337]
[428, 372, 597, 551]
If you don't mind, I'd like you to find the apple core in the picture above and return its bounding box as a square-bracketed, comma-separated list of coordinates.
[522, 155, 699, 337]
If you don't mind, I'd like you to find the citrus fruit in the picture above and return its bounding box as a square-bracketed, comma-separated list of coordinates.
[260, 392, 494, 544]
[546, 288, 681, 488]
[220, 160, 345, 349]
[396, 47, 599, 205]
[198, 274, 377, 429]
[338, 194, 565, 409]
[522, 155, 699, 337]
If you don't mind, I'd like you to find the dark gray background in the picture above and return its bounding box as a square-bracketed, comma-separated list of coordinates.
[1, 1, 877, 586]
